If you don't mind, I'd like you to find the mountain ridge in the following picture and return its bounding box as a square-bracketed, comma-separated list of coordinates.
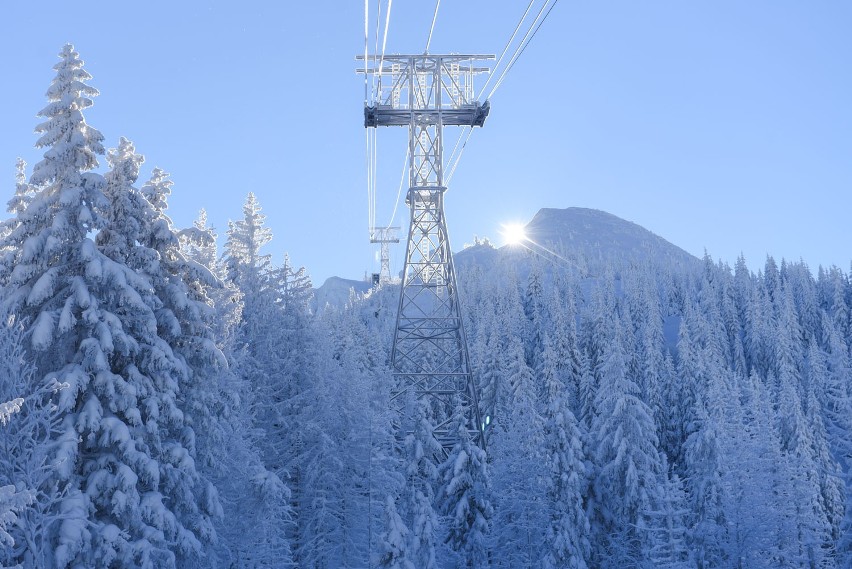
[316, 207, 699, 308]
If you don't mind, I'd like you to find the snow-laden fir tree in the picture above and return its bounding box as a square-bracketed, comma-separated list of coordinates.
[489, 332, 546, 569]
[0, 158, 33, 248]
[0, 328, 31, 557]
[140, 167, 299, 567]
[179, 208, 243, 355]
[0, 316, 71, 568]
[377, 495, 415, 569]
[539, 333, 590, 569]
[403, 400, 442, 569]
[223, 193, 288, 470]
[224, 192, 272, 289]
[178, 209, 297, 566]
[438, 399, 493, 569]
[589, 315, 663, 568]
[721, 371, 785, 568]
[682, 390, 727, 569]
[642, 457, 690, 569]
[0, 43, 222, 565]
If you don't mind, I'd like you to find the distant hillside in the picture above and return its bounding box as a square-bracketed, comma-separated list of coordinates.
[455, 207, 699, 277]
[312, 276, 372, 313]
[524, 207, 697, 268]
[318, 208, 699, 310]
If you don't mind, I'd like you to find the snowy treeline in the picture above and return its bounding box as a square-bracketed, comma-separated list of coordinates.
[455, 246, 852, 568]
[2, 44, 852, 568]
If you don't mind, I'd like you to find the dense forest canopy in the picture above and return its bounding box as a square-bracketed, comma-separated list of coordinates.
[1, 44, 851, 569]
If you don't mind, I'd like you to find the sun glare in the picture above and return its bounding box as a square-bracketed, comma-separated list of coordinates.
[501, 223, 527, 246]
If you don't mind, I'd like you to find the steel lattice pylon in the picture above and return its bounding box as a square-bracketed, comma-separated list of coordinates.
[370, 226, 399, 285]
[357, 54, 492, 450]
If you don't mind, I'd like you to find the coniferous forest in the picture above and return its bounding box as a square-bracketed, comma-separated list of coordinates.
[2, 44, 852, 569]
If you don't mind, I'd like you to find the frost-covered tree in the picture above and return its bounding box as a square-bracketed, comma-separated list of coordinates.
[540, 335, 590, 569]
[403, 401, 442, 569]
[0, 329, 31, 558]
[179, 208, 242, 353]
[0, 316, 71, 568]
[489, 332, 546, 568]
[589, 316, 663, 568]
[140, 168, 296, 567]
[682, 392, 727, 569]
[0, 484, 32, 560]
[0, 158, 33, 248]
[643, 461, 690, 569]
[438, 401, 492, 569]
[0, 44, 106, 566]
[0, 46, 221, 565]
[224, 192, 273, 289]
[377, 495, 414, 569]
[721, 371, 784, 568]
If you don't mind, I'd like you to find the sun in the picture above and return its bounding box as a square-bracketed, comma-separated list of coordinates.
[501, 223, 527, 246]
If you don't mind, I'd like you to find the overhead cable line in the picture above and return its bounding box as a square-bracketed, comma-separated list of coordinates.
[444, 126, 468, 182]
[364, 0, 370, 103]
[377, 0, 393, 97]
[365, 0, 373, 232]
[448, 1, 560, 184]
[372, 0, 382, 97]
[489, 0, 559, 99]
[477, 0, 536, 98]
[425, 0, 441, 53]
[447, 0, 540, 184]
[387, 147, 409, 228]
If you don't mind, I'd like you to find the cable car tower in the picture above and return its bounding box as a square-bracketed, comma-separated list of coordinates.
[370, 226, 400, 285]
[357, 54, 492, 450]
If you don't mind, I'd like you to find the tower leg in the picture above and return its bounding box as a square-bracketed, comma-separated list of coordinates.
[390, 186, 484, 450]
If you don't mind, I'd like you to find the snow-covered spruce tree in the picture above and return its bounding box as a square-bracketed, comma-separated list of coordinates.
[89, 137, 221, 565]
[548, 279, 585, 417]
[0, 158, 33, 248]
[403, 400, 442, 569]
[721, 371, 784, 568]
[578, 270, 618, 430]
[223, 193, 288, 470]
[0, 45, 219, 566]
[0, 334, 31, 560]
[523, 263, 548, 371]
[140, 168, 297, 567]
[588, 315, 663, 568]
[642, 458, 690, 569]
[682, 391, 727, 569]
[812, 325, 852, 565]
[0, 44, 98, 565]
[224, 192, 272, 289]
[540, 333, 590, 569]
[437, 400, 493, 569]
[489, 331, 546, 569]
[377, 495, 415, 569]
[222, 195, 333, 566]
[774, 367, 834, 567]
[181, 209, 218, 270]
[290, 315, 357, 567]
[0, 316, 72, 568]
[179, 208, 243, 356]
[137, 167, 226, 474]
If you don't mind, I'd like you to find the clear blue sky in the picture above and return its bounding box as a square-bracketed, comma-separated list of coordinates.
[2, 1, 850, 284]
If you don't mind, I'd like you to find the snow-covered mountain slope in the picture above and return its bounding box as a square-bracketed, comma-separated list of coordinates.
[313, 276, 373, 313]
[320, 208, 699, 310]
[525, 207, 697, 268]
[455, 207, 699, 277]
